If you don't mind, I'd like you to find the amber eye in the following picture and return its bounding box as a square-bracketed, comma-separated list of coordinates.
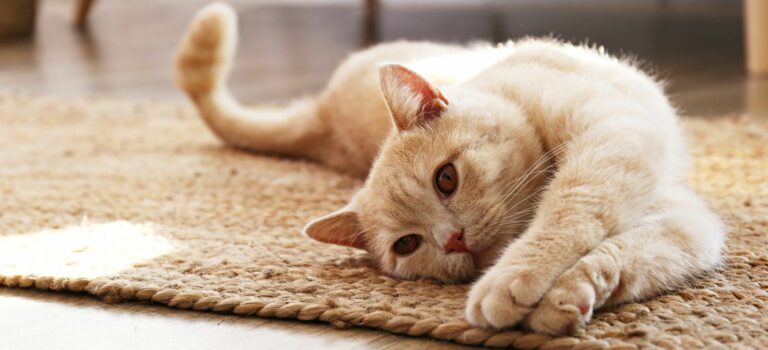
[393, 234, 422, 256]
[434, 163, 458, 196]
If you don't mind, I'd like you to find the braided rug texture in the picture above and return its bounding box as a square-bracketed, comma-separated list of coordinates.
[0, 95, 766, 349]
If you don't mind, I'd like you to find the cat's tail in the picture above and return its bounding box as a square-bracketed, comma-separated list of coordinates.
[175, 2, 322, 157]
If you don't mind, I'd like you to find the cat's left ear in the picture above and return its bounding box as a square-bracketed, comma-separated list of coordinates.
[379, 63, 449, 131]
[302, 202, 367, 250]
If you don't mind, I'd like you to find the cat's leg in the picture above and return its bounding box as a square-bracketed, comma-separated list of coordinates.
[175, 4, 326, 159]
[466, 103, 688, 329]
[467, 139, 662, 326]
[525, 185, 725, 335]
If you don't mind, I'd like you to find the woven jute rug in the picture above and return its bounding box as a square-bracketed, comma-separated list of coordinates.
[1, 94, 766, 349]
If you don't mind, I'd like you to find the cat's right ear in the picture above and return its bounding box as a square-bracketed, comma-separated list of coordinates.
[302, 203, 367, 250]
[379, 63, 449, 131]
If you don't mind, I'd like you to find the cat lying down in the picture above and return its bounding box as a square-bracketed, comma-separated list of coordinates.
[175, 3, 725, 335]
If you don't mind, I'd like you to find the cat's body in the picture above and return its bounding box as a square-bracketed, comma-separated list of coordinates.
[176, 3, 726, 335]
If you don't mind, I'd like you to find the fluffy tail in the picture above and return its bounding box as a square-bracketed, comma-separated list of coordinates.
[175, 3, 321, 156]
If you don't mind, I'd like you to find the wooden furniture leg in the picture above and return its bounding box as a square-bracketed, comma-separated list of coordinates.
[0, 0, 37, 37]
[361, 0, 379, 47]
[73, 0, 96, 27]
[745, 0, 768, 75]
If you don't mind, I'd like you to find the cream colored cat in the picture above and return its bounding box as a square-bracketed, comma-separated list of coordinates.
[175, 3, 726, 335]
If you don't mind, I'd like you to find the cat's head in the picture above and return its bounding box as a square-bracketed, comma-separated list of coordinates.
[304, 64, 547, 282]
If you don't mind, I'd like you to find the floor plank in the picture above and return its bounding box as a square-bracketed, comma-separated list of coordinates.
[0, 288, 471, 350]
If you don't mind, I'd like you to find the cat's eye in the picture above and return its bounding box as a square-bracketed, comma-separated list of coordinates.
[393, 234, 422, 256]
[434, 163, 458, 196]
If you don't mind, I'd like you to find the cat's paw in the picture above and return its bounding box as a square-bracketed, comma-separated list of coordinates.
[525, 278, 596, 335]
[466, 265, 549, 329]
[525, 256, 619, 335]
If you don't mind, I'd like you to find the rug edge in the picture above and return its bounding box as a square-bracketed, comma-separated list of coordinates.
[0, 272, 637, 349]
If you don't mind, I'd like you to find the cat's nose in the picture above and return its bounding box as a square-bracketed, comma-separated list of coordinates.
[444, 230, 469, 253]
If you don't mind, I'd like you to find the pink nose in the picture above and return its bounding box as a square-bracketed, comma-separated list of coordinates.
[444, 230, 469, 253]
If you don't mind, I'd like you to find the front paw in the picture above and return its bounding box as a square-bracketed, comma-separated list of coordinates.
[466, 265, 548, 329]
[525, 280, 595, 335]
[526, 252, 621, 335]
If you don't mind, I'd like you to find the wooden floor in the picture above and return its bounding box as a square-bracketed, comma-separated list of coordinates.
[0, 1, 766, 349]
[1, 0, 765, 118]
[0, 288, 463, 350]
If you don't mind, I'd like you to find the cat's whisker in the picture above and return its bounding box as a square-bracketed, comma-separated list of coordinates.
[341, 225, 375, 250]
[497, 163, 554, 208]
[493, 210, 538, 229]
[500, 150, 553, 197]
[485, 188, 546, 232]
[497, 140, 567, 202]
[496, 140, 573, 206]
[504, 181, 549, 213]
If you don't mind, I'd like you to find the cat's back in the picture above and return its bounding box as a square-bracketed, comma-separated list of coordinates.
[481, 39, 671, 114]
[471, 39, 687, 179]
[312, 39, 681, 175]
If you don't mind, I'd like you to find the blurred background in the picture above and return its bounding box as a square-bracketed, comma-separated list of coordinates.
[0, 0, 765, 118]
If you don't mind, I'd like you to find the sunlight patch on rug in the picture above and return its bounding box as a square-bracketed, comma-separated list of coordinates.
[0, 220, 174, 279]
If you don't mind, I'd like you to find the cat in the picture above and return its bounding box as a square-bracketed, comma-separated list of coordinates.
[175, 3, 726, 335]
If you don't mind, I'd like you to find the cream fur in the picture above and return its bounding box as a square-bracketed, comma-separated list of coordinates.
[175, 3, 726, 335]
